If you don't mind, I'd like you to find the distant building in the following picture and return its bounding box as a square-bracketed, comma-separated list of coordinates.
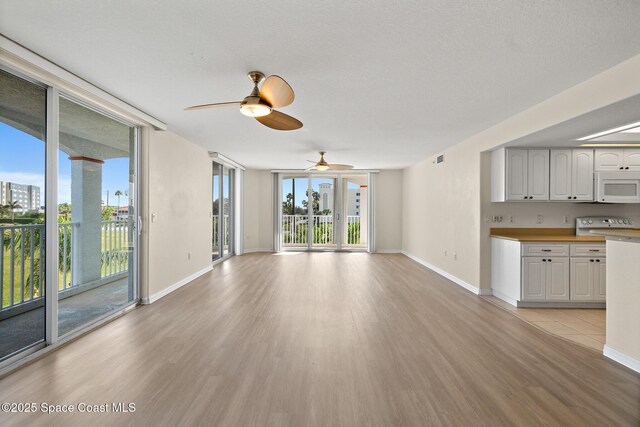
[318, 183, 361, 216]
[0, 181, 41, 212]
[113, 206, 129, 221]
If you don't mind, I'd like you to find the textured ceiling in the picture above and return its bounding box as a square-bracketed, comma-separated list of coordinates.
[1, 1, 640, 169]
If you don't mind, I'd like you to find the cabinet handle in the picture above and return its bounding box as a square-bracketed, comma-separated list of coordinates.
[541, 249, 552, 252]
[626, 166, 630, 170]
[567, 196, 572, 199]
[596, 259, 600, 262]
[588, 249, 600, 252]
[573, 196, 577, 199]
[542, 259, 546, 262]
[590, 259, 594, 262]
[620, 166, 624, 170]
[548, 259, 552, 262]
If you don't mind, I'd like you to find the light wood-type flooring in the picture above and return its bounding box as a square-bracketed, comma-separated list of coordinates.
[0, 253, 638, 426]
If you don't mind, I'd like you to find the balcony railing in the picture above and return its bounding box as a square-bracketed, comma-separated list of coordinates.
[212, 215, 230, 247]
[282, 215, 361, 245]
[1, 220, 129, 311]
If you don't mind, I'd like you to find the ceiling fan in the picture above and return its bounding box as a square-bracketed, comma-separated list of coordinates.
[306, 151, 354, 171]
[184, 71, 302, 131]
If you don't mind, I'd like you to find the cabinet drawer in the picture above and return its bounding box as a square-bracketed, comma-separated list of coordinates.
[522, 244, 569, 257]
[570, 244, 606, 257]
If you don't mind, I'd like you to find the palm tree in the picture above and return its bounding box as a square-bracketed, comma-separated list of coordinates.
[114, 190, 123, 216]
[5, 201, 21, 221]
[58, 203, 71, 221]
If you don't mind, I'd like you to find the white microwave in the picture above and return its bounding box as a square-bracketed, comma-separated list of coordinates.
[595, 171, 640, 203]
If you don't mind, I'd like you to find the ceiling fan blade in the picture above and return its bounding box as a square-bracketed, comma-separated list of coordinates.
[260, 75, 294, 108]
[255, 110, 302, 131]
[305, 165, 316, 171]
[184, 101, 241, 111]
[306, 160, 317, 163]
[328, 164, 354, 170]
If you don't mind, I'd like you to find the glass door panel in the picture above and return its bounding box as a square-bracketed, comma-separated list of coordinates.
[57, 96, 136, 337]
[342, 175, 368, 249]
[0, 70, 47, 360]
[222, 167, 231, 256]
[212, 163, 221, 260]
[310, 176, 336, 249]
[281, 176, 309, 249]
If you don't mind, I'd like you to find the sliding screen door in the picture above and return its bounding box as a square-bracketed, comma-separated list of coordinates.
[0, 70, 47, 360]
[212, 161, 234, 260]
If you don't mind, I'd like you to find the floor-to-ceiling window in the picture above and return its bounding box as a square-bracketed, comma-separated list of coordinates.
[278, 173, 370, 251]
[0, 70, 47, 361]
[212, 161, 234, 260]
[0, 67, 140, 365]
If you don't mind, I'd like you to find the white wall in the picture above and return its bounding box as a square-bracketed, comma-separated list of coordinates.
[375, 170, 403, 252]
[141, 128, 213, 300]
[402, 53, 640, 292]
[243, 170, 274, 252]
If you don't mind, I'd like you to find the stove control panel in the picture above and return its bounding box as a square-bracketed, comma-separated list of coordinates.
[575, 217, 635, 235]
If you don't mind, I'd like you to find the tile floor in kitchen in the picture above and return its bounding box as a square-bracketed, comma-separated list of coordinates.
[483, 296, 606, 351]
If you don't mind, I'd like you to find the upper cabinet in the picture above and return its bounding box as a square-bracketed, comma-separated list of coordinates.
[550, 149, 593, 201]
[595, 148, 640, 171]
[492, 148, 549, 202]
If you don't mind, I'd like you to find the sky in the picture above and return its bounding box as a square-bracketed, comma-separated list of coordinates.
[281, 177, 359, 208]
[0, 122, 130, 206]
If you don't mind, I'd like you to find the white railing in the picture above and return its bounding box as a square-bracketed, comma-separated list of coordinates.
[1, 220, 129, 311]
[282, 215, 361, 245]
[212, 215, 230, 248]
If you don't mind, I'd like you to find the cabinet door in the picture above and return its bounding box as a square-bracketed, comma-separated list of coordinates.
[594, 259, 606, 301]
[550, 150, 572, 201]
[522, 257, 546, 301]
[572, 149, 594, 201]
[545, 258, 569, 301]
[594, 149, 624, 171]
[570, 258, 594, 301]
[527, 149, 549, 200]
[623, 148, 640, 171]
[506, 149, 528, 200]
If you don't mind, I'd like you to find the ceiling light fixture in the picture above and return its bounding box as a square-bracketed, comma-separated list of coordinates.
[580, 143, 640, 147]
[239, 98, 272, 117]
[577, 121, 640, 140]
[315, 164, 330, 171]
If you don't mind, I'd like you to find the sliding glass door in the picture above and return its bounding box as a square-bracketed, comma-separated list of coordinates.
[56, 96, 137, 337]
[0, 67, 139, 365]
[0, 70, 47, 360]
[212, 161, 234, 260]
[279, 173, 369, 251]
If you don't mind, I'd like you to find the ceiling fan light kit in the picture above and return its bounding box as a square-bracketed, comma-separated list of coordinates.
[306, 151, 354, 171]
[185, 71, 302, 130]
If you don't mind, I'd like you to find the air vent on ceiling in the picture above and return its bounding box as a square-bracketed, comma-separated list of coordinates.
[435, 153, 445, 164]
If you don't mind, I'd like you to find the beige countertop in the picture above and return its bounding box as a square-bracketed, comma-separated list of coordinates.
[490, 228, 605, 243]
[589, 229, 640, 242]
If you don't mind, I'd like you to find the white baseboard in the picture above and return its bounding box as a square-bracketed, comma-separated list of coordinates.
[491, 289, 518, 306]
[242, 248, 274, 254]
[603, 345, 640, 374]
[142, 265, 213, 304]
[375, 249, 402, 254]
[401, 251, 485, 296]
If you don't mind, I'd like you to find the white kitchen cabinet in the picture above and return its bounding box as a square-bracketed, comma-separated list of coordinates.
[522, 256, 569, 301]
[594, 259, 606, 302]
[550, 149, 593, 201]
[527, 149, 550, 200]
[623, 149, 640, 171]
[505, 149, 528, 200]
[491, 238, 606, 307]
[522, 257, 546, 301]
[492, 148, 549, 201]
[570, 243, 606, 302]
[595, 148, 640, 171]
[546, 258, 570, 301]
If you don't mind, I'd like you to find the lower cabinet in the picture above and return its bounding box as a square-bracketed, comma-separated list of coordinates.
[491, 238, 606, 306]
[522, 257, 569, 301]
[569, 257, 606, 302]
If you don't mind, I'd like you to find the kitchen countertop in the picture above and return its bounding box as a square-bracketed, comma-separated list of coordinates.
[589, 229, 640, 242]
[490, 227, 605, 242]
